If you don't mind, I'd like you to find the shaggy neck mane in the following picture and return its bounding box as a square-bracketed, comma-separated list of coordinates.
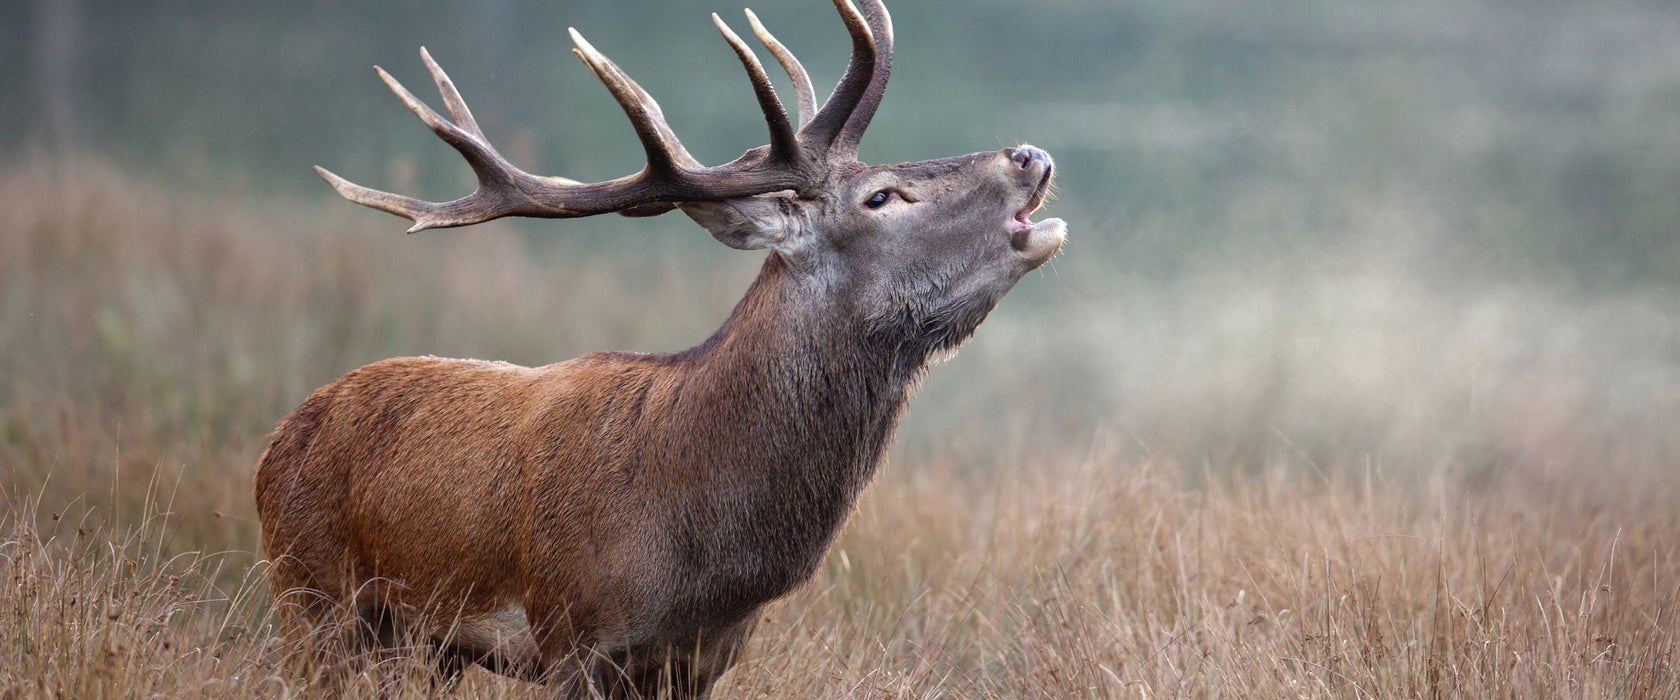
[648, 252, 926, 596]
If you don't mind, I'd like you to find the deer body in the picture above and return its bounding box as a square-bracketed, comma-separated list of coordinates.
[261, 257, 913, 677]
[258, 2, 1064, 695]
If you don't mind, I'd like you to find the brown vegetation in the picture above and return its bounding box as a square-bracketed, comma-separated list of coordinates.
[4, 158, 1677, 697]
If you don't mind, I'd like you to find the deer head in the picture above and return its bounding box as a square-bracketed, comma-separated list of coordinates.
[681, 141, 1063, 362]
[265, 1, 1065, 695]
[316, 0, 1064, 362]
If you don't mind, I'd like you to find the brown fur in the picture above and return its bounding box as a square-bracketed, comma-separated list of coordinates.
[258, 134, 1066, 695]
[261, 6, 1065, 690]
[257, 255, 911, 691]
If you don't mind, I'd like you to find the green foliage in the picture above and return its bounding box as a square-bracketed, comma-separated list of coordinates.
[4, 0, 1679, 287]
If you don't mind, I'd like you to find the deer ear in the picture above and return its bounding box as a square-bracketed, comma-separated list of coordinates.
[680, 197, 797, 251]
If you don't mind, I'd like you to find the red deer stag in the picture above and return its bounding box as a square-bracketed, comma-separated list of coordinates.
[257, 0, 1064, 695]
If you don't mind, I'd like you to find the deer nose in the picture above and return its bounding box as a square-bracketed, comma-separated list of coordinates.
[1009, 145, 1051, 171]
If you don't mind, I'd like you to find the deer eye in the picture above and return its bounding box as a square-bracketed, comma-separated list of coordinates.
[864, 189, 895, 209]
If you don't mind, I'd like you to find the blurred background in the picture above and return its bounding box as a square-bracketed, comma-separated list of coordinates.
[3, 0, 1678, 515]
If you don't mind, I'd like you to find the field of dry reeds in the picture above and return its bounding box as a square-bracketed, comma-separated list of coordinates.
[4, 157, 1677, 697]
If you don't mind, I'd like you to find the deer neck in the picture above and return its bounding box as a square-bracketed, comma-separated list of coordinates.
[661, 253, 919, 562]
[686, 252, 915, 468]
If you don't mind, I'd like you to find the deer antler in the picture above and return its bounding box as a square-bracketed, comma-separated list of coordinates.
[317, 0, 894, 233]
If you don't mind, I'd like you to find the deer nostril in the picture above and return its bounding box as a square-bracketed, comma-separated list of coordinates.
[1011, 146, 1048, 171]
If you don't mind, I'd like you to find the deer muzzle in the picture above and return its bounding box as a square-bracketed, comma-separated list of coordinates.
[1007, 145, 1067, 265]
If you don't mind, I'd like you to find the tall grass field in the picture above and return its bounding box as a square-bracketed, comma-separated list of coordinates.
[4, 158, 1677, 697]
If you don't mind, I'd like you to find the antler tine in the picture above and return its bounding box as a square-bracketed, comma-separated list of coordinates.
[834, 0, 892, 158]
[744, 8, 817, 128]
[314, 58, 538, 232]
[799, 0, 875, 153]
[420, 47, 486, 140]
[373, 63, 504, 178]
[712, 14, 798, 162]
[314, 165, 449, 233]
[569, 28, 702, 173]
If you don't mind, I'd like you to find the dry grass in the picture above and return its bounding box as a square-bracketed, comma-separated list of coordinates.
[731, 449, 1679, 698]
[3, 157, 1677, 697]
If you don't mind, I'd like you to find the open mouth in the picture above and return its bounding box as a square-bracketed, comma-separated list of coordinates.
[1005, 155, 1067, 263]
[1010, 163, 1054, 233]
